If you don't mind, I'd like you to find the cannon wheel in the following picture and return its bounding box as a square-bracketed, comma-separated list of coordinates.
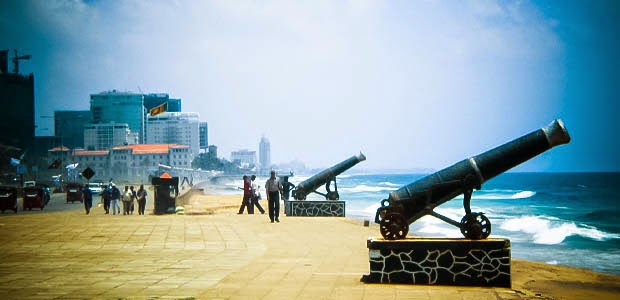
[380, 213, 409, 240]
[460, 212, 491, 239]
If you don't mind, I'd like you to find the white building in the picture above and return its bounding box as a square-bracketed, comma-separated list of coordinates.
[83, 122, 137, 151]
[146, 112, 200, 156]
[68, 144, 192, 182]
[231, 149, 256, 168]
[259, 136, 271, 171]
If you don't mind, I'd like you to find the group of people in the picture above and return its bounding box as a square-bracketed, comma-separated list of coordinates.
[238, 170, 283, 223]
[96, 184, 148, 215]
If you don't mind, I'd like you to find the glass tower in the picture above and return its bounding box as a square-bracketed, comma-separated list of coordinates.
[90, 91, 145, 143]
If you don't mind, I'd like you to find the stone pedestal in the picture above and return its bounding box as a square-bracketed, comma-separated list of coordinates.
[361, 237, 511, 287]
[285, 200, 345, 217]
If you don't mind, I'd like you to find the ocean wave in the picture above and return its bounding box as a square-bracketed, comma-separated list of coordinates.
[378, 181, 400, 187]
[340, 185, 398, 193]
[500, 215, 620, 245]
[454, 189, 536, 200]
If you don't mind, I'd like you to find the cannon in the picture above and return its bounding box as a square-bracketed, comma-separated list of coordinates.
[375, 119, 571, 240]
[291, 153, 366, 200]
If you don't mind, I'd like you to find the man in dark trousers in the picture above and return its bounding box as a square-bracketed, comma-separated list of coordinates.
[101, 185, 111, 214]
[237, 175, 253, 214]
[265, 170, 283, 223]
[83, 184, 93, 215]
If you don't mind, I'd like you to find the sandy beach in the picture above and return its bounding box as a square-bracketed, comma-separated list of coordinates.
[0, 191, 618, 299]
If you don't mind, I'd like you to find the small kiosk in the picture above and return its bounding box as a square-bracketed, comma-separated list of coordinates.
[151, 172, 179, 214]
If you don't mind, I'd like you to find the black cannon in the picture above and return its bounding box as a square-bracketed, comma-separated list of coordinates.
[291, 153, 366, 200]
[375, 120, 571, 240]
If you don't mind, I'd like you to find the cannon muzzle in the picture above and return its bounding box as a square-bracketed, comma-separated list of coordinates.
[376, 119, 570, 240]
[292, 152, 366, 200]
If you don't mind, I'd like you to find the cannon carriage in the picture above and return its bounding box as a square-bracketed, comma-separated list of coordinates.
[375, 120, 571, 240]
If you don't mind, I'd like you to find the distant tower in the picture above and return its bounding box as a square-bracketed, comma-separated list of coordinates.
[259, 136, 271, 172]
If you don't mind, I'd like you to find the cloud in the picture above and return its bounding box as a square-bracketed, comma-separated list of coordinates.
[1, 0, 567, 170]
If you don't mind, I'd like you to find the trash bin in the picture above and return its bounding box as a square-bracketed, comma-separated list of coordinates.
[151, 177, 179, 214]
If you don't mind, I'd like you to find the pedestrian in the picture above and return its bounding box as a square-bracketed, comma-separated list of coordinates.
[83, 184, 93, 215]
[110, 184, 121, 215]
[129, 185, 136, 214]
[250, 175, 265, 214]
[237, 175, 253, 214]
[265, 170, 283, 223]
[101, 185, 111, 214]
[122, 186, 132, 215]
[137, 184, 147, 215]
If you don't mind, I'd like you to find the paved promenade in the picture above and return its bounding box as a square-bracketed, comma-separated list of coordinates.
[0, 190, 618, 299]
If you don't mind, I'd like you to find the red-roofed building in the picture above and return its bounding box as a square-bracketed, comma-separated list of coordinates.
[49, 144, 192, 182]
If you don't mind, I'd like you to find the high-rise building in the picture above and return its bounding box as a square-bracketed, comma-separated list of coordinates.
[146, 112, 200, 156]
[90, 91, 144, 142]
[199, 122, 208, 152]
[83, 123, 135, 150]
[259, 136, 271, 171]
[0, 50, 34, 151]
[54, 110, 91, 149]
[143, 93, 181, 112]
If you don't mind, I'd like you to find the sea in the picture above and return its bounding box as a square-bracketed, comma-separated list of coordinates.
[206, 172, 620, 275]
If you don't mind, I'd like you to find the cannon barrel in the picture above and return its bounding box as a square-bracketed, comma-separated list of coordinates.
[377, 119, 570, 240]
[292, 153, 366, 200]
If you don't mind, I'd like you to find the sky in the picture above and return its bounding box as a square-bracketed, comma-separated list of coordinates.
[1, 0, 618, 172]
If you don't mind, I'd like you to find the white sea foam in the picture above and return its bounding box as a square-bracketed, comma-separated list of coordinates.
[500, 215, 620, 245]
[546, 260, 558, 265]
[378, 181, 400, 187]
[340, 185, 398, 193]
[454, 189, 536, 200]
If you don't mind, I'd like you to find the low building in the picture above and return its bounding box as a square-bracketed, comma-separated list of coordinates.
[54, 144, 192, 183]
[231, 149, 256, 168]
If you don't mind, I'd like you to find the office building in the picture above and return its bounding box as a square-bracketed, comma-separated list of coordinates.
[143, 93, 181, 112]
[54, 110, 91, 149]
[83, 123, 136, 151]
[231, 149, 256, 168]
[199, 122, 208, 152]
[259, 136, 271, 171]
[90, 90, 145, 143]
[0, 50, 34, 151]
[146, 112, 200, 156]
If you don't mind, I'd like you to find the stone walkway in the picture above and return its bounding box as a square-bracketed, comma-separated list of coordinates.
[0, 191, 617, 299]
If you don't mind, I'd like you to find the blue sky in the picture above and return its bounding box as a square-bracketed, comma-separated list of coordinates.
[1, 0, 618, 171]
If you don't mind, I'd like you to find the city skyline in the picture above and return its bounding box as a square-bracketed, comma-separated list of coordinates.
[1, 1, 619, 171]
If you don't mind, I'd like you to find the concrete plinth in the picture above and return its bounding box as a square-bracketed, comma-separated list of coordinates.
[361, 237, 511, 287]
[285, 200, 345, 217]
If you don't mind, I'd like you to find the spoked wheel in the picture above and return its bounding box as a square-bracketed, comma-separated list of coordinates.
[460, 212, 491, 239]
[380, 213, 409, 240]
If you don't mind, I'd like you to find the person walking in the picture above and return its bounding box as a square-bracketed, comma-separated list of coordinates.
[136, 184, 147, 215]
[129, 186, 136, 214]
[237, 175, 253, 214]
[250, 175, 265, 214]
[110, 184, 121, 215]
[122, 186, 132, 215]
[101, 185, 111, 214]
[265, 170, 283, 223]
[83, 184, 93, 215]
